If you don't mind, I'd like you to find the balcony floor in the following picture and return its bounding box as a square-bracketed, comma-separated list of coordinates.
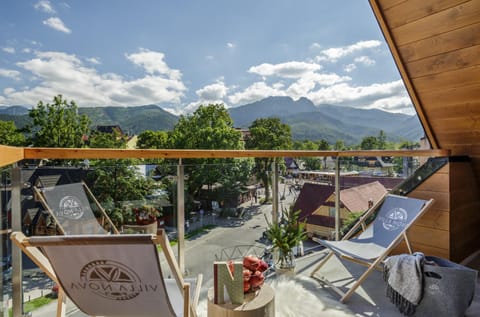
[28, 246, 479, 317]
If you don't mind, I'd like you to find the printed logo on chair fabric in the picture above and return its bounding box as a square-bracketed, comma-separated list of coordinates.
[57, 195, 84, 220]
[379, 207, 408, 231]
[72, 260, 156, 301]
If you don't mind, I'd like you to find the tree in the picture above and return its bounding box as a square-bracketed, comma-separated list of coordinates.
[317, 139, 331, 169]
[245, 117, 292, 202]
[360, 136, 379, 150]
[137, 130, 170, 149]
[169, 104, 250, 207]
[333, 140, 346, 151]
[27, 95, 90, 148]
[294, 140, 322, 171]
[87, 130, 156, 225]
[89, 130, 127, 149]
[377, 130, 387, 150]
[0, 120, 25, 146]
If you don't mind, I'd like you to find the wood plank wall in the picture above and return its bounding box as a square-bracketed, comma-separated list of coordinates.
[393, 159, 480, 262]
[394, 164, 450, 259]
[372, 0, 480, 210]
[449, 160, 480, 262]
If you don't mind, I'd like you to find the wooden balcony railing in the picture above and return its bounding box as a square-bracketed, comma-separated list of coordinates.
[1, 144, 450, 168]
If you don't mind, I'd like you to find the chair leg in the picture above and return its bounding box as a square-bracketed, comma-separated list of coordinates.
[56, 288, 66, 317]
[310, 250, 334, 277]
[339, 255, 386, 303]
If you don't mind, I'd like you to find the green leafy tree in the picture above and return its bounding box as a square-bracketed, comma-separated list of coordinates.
[87, 131, 156, 225]
[360, 135, 379, 150]
[317, 139, 331, 169]
[0, 120, 25, 146]
[246, 117, 292, 202]
[295, 140, 322, 171]
[89, 130, 127, 149]
[137, 130, 170, 149]
[333, 139, 346, 151]
[169, 104, 250, 206]
[27, 95, 90, 148]
[378, 130, 387, 150]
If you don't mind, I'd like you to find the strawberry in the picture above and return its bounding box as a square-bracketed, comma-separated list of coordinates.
[243, 255, 260, 271]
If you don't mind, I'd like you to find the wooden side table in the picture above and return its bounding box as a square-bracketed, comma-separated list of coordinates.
[207, 284, 275, 317]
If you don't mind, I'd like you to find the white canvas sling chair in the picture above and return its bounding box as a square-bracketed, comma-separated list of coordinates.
[11, 230, 203, 317]
[310, 194, 434, 303]
[33, 181, 120, 235]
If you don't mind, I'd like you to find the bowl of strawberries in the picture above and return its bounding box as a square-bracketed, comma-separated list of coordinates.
[228, 255, 269, 293]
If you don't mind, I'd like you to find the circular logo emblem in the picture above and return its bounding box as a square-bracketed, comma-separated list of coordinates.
[80, 260, 141, 301]
[58, 196, 84, 220]
[382, 207, 408, 231]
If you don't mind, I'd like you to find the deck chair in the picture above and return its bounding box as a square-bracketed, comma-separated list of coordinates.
[11, 229, 203, 317]
[33, 181, 119, 235]
[310, 194, 434, 302]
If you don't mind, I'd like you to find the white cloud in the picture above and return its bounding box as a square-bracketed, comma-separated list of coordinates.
[344, 63, 356, 73]
[126, 48, 181, 80]
[43, 17, 71, 34]
[3, 88, 16, 95]
[22, 48, 32, 53]
[316, 40, 381, 62]
[286, 72, 351, 98]
[310, 43, 321, 50]
[354, 55, 375, 66]
[306, 80, 412, 113]
[34, 0, 55, 13]
[249, 61, 321, 79]
[0, 68, 21, 80]
[2, 47, 15, 54]
[228, 82, 286, 105]
[2, 50, 186, 107]
[196, 81, 228, 101]
[86, 57, 101, 65]
[226, 42, 235, 48]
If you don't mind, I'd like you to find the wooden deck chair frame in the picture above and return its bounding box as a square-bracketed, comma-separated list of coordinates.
[33, 180, 120, 235]
[310, 194, 434, 303]
[11, 229, 203, 317]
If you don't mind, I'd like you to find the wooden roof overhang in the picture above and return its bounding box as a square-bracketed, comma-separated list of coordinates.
[369, 0, 480, 175]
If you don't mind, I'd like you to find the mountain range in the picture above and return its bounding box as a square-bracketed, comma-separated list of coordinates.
[0, 96, 423, 145]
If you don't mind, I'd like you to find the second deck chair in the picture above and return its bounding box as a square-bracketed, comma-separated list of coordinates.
[11, 229, 203, 317]
[33, 181, 119, 235]
[310, 194, 434, 302]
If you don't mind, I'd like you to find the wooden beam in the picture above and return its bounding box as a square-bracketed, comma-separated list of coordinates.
[0, 145, 24, 167]
[369, 0, 439, 149]
[21, 147, 450, 161]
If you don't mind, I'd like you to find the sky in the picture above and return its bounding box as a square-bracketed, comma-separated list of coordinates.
[0, 0, 416, 116]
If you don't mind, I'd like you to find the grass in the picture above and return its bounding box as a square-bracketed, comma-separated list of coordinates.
[8, 295, 55, 317]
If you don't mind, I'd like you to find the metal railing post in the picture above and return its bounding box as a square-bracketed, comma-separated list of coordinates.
[335, 157, 340, 241]
[11, 165, 22, 317]
[177, 159, 185, 274]
[272, 161, 279, 224]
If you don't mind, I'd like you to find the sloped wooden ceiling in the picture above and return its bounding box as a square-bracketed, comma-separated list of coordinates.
[369, 0, 480, 176]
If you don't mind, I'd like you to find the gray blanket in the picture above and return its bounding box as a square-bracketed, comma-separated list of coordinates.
[383, 252, 425, 316]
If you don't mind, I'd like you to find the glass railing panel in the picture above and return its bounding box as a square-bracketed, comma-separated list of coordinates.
[4, 152, 442, 315]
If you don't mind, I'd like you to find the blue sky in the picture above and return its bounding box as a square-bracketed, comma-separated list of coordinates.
[0, 0, 415, 115]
